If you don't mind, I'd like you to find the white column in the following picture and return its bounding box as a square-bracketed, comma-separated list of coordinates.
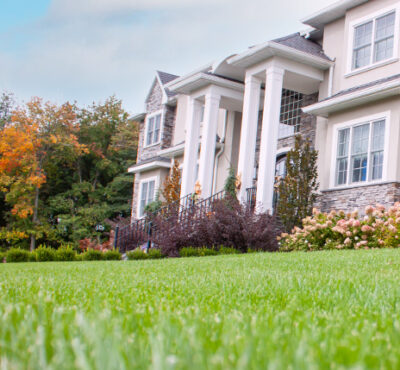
[198, 90, 221, 199]
[237, 75, 261, 202]
[180, 97, 202, 198]
[256, 66, 284, 212]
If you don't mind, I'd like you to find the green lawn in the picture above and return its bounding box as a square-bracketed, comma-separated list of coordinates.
[1, 250, 400, 369]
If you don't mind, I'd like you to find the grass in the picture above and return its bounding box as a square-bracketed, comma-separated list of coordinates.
[1, 250, 400, 369]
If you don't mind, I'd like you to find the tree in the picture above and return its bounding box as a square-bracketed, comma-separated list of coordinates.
[0, 92, 15, 129]
[276, 135, 319, 232]
[0, 98, 85, 250]
[224, 168, 238, 200]
[161, 159, 181, 205]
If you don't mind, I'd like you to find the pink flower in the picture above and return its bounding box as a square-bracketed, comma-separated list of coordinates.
[344, 238, 352, 246]
[353, 220, 361, 228]
[361, 225, 373, 233]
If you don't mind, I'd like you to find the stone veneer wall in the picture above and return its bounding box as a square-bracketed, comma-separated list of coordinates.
[132, 79, 176, 220]
[316, 182, 400, 213]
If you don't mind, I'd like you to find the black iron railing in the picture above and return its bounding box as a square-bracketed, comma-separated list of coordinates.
[246, 187, 257, 211]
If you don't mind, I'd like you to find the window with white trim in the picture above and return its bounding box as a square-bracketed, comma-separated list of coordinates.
[146, 113, 161, 146]
[352, 11, 396, 70]
[139, 180, 156, 217]
[335, 120, 385, 186]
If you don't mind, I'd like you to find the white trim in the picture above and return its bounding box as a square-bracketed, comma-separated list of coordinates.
[137, 176, 159, 219]
[302, 0, 368, 29]
[158, 143, 185, 158]
[276, 146, 292, 156]
[303, 76, 400, 117]
[143, 109, 164, 148]
[128, 160, 171, 174]
[329, 111, 390, 189]
[346, 5, 400, 76]
[227, 41, 333, 70]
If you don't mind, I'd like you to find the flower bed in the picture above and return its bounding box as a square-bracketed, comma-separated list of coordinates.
[280, 204, 400, 251]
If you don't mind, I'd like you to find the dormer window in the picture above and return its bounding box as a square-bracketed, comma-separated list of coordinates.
[145, 112, 162, 146]
[351, 10, 397, 71]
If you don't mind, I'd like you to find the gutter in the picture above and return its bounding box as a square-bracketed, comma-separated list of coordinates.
[212, 111, 228, 194]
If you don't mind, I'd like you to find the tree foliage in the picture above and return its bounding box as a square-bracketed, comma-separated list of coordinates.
[276, 135, 319, 232]
[161, 159, 181, 205]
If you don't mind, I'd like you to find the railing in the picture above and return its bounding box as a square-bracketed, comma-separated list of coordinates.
[114, 190, 226, 253]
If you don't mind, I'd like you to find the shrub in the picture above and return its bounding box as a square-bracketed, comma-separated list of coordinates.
[147, 249, 164, 259]
[127, 249, 148, 260]
[56, 247, 77, 261]
[152, 197, 283, 257]
[35, 246, 57, 262]
[179, 247, 200, 258]
[28, 253, 37, 262]
[218, 246, 240, 255]
[6, 248, 30, 263]
[75, 254, 84, 261]
[0, 252, 5, 263]
[103, 250, 122, 261]
[280, 204, 400, 252]
[82, 250, 104, 261]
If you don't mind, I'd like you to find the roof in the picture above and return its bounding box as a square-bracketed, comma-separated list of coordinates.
[156, 71, 180, 98]
[303, 74, 400, 117]
[128, 156, 171, 174]
[272, 33, 331, 61]
[321, 74, 400, 103]
[302, 0, 369, 29]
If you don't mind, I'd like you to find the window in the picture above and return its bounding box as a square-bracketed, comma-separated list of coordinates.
[139, 180, 155, 217]
[275, 156, 287, 178]
[335, 120, 386, 186]
[146, 113, 161, 146]
[279, 89, 303, 139]
[352, 11, 396, 70]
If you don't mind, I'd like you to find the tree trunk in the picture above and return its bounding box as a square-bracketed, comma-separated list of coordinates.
[30, 186, 40, 251]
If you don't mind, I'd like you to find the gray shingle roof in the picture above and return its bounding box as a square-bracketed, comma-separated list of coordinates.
[318, 73, 400, 103]
[157, 71, 180, 98]
[272, 33, 331, 61]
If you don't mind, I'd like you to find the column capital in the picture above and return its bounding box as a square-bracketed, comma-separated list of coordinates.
[244, 74, 262, 86]
[266, 66, 285, 78]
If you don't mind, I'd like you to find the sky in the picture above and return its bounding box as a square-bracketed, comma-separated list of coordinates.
[0, 0, 335, 114]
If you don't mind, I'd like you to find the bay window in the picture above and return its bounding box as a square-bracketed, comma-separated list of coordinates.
[352, 10, 396, 71]
[335, 120, 386, 186]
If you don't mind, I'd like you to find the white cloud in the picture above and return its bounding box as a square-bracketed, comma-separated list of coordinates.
[0, 0, 335, 113]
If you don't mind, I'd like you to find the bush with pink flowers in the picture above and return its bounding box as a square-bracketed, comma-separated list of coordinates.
[279, 203, 400, 251]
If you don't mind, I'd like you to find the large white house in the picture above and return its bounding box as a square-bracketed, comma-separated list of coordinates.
[129, 0, 400, 219]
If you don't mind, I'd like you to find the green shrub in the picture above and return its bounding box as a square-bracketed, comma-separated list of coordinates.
[218, 246, 240, 255]
[6, 248, 30, 263]
[179, 247, 218, 257]
[75, 254, 84, 261]
[56, 247, 77, 261]
[28, 253, 37, 262]
[35, 246, 57, 262]
[179, 247, 200, 257]
[147, 249, 164, 259]
[127, 249, 148, 260]
[0, 252, 5, 263]
[82, 250, 104, 261]
[103, 250, 122, 261]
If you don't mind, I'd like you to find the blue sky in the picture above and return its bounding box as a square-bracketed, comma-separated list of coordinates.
[0, 0, 335, 113]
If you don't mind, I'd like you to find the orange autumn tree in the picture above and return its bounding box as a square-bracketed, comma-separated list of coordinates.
[161, 159, 181, 205]
[0, 98, 86, 250]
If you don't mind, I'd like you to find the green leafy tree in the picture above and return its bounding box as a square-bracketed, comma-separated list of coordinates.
[276, 135, 319, 232]
[224, 168, 238, 200]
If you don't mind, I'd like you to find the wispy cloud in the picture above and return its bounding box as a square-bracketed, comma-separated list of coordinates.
[0, 0, 334, 113]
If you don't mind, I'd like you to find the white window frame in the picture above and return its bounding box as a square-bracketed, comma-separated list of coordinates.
[137, 176, 159, 218]
[144, 109, 164, 148]
[346, 5, 400, 76]
[330, 111, 390, 189]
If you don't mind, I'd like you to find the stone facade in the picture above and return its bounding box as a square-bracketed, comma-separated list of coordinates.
[316, 182, 400, 213]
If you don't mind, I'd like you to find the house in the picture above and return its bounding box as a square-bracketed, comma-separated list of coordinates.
[130, 0, 400, 219]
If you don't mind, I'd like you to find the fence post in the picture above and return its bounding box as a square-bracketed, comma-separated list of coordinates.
[114, 226, 120, 251]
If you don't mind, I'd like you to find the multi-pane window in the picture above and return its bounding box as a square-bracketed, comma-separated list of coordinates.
[335, 120, 386, 186]
[139, 180, 155, 217]
[279, 89, 303, 139]
[352, 11, 396, 70]
[146, 114, 161, 146]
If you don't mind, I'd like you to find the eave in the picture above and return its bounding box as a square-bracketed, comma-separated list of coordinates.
[128, 160, 171, 174]
[303, 78, 400, 117]
[227, 41, 333, 70]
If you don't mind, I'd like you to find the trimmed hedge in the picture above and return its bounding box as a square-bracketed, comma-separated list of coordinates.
[56, 248, 77, 261]
[82, 250, 104, 261]
[180, 247, 219, 258]
[35, 246, 57, 262]
[103, 250, 122, 261]
[0, 252, 5, 263]
[127, 249, 148, 260]
[6, 248, 30, 263]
